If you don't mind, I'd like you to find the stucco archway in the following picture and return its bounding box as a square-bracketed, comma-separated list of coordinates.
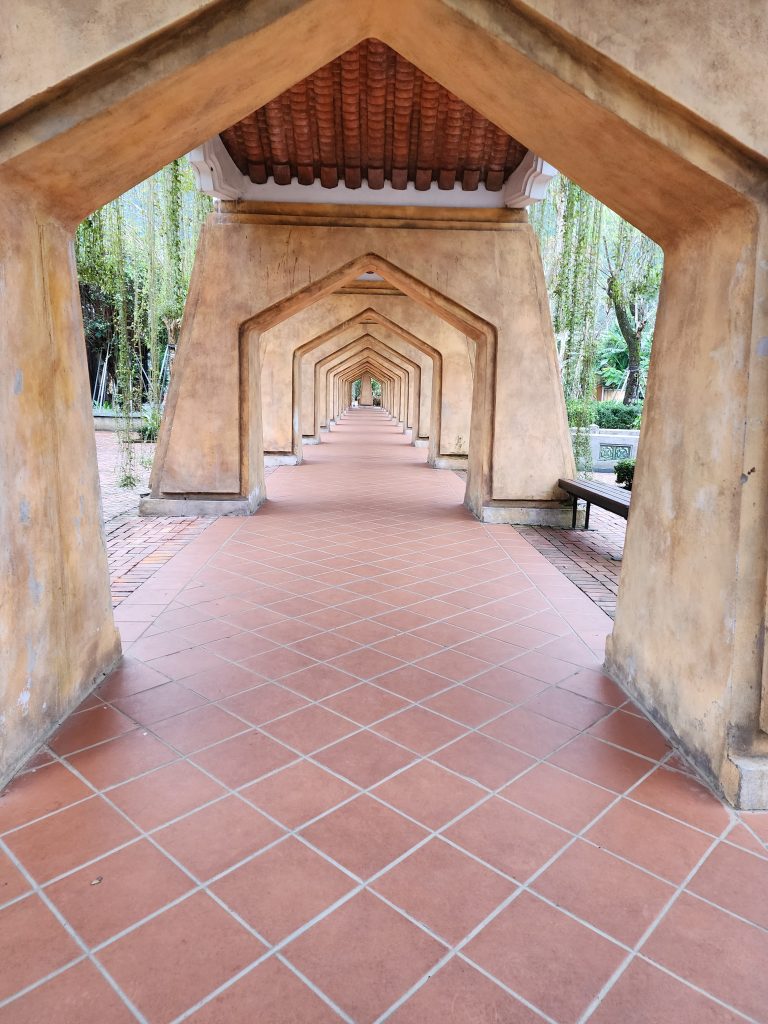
[2, 1, 767, 802]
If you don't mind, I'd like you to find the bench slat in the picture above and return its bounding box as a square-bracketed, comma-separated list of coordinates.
[558, 477, 631, 519]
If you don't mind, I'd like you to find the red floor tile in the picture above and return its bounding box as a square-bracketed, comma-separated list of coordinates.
[533, 838, 674, 944]
[313, 730, 415, 788]
[687, 840, 768, 929]
[242, 759, 356, 829]
[588, 708, 670, 760]
[643, 892, 768, 1021]
[465, 892, 625, 1023]
[630, 765, 731, 835]
[501, 761, 615, 832]
[219, 682, 309, 725]
[387, 956, 542, 1023]
[373, 706, 466, 754]
[376, 664, 452, 701]
[154, 796, 284, 880]
[0, 848, 29, 904]
[108, 760, 225, 830]
[45, 839, 193, 945]
[445, 796, 569, 881]
[432, 732, 533, 789]
[374, 761, 485, 830]
[49, 705, 136, 756]
[373, 837, 514, 942]
[182, 662, 263, 701]
[0, 762, 91, 834]
[262, 703, 358, 753]
[112, 680, 206, 725]
[285, 890, 444, 1023]
[98, 892, 263, 1023]
[0, 894, 81, 1001]
[213, 837, 355, 942]
[300, 794, 427, 879]
[66, 730, 177, 790]
[191, 729, 296, 788]
[5, 797, 138, 883]
[589, 958, 743, 1024]
[466, 665, 548, 703]
[0, 960, 138, 1024]
[482, 706, 578, 758]
[185, 958, 341, 1023]
[548, 733, 655, 792]
[150, 703, 247, 753]
[6, 412, 745, 1021]
[586, 798, 714, 884]
[321, 682, 409, 724]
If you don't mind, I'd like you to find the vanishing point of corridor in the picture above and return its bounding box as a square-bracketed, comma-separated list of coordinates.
[2, 410, 767, 1024]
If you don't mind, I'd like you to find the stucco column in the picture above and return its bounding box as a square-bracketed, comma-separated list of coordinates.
[359, 372, 373, 405]
[0, 195, 120, 786]
[606, 205, 768, 807]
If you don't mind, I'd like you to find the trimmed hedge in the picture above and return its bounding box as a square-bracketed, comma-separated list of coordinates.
[566, 399, 642, 430]
[615, 458, 635, 490]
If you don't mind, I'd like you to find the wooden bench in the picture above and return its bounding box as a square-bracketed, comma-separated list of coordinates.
[558, 477, 631, 530]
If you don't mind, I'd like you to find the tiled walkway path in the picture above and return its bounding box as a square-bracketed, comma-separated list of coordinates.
[2, 409, 768, 1023]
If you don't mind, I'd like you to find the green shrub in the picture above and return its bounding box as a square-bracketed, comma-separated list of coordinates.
[138, 407, 160, 443]
[615, 458, 635, 490]
[565, 399, 642, 430]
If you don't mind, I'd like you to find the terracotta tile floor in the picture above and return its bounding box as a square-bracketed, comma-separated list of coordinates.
[3, 408, 768, 1023]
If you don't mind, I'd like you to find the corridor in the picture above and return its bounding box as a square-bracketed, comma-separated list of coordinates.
[1, 409, 767, 1023]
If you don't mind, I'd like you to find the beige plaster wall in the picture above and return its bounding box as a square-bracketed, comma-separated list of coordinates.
[292, 294, 469, 453]
[306, 326, 429, 438]
[0, 195, 120, 784]
[319, 337, 417, 431]
[153, 208, 573, 514]
[259, 297, 437, 452]
[2, 0, 767, 798]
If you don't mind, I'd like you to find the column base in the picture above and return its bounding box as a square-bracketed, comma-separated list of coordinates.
[476, 502, 582, 526]
[302, 435, 321, 445]
[722, 755, 768, 810]
[0, 643, 122, 792]
[264, 453, 299, 466]
[433, 454, 469, 470]
[140, 491, 264, 516]
[413, 438, 429, 448]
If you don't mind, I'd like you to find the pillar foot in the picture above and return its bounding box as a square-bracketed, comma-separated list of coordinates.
[433, 454, 469, 470]
[476, 502, 582, 526]
[413, 438, 429, 448]
[302, 435, 321, 445]
[723, 755, 768, 810]
[264, 453, 299, 466]
[140, 493, 264, 516]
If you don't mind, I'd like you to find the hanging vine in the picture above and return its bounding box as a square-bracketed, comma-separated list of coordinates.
[75, 156, 212, 486]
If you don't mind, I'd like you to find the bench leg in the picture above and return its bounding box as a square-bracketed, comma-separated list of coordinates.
[585, 502, 591, 530]
[571, 496, 578, 530]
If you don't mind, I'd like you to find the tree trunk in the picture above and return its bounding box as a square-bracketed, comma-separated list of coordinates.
[609, 276, 642, 404]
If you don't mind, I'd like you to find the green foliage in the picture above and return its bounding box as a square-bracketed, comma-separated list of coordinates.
[615, 458, 636, 490]
[530, 178, 604, 475]
[531, 174, 663, 441]
[565, 399, 643, 429]
[596, 324, 651, 395]
[139, 407, 161, 443]
[75, 157, 212, 487]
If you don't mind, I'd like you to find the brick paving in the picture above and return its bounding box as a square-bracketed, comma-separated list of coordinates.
[515, 482, 626, 619]
[95, 433, 213, 606]
[2, 409, 766, 1024]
